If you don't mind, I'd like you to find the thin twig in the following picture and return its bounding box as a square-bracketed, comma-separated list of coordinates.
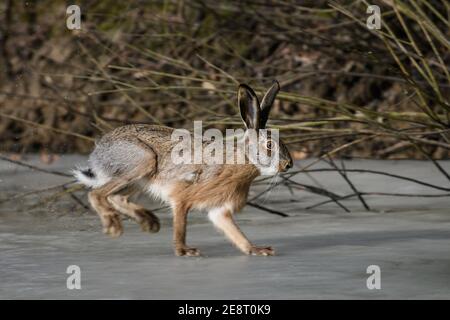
[0, 154, 73, 177]
[247, 202, 289, 217]
[324, 156, 370, 211]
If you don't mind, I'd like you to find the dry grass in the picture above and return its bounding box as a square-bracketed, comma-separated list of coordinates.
[0, 0, 447, 159]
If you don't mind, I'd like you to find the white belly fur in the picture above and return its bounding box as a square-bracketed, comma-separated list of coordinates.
[146, 182, 173, 204]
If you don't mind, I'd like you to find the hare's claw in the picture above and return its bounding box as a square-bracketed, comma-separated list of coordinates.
[249, 246, 275, 256]
[175, 246, 201, 257]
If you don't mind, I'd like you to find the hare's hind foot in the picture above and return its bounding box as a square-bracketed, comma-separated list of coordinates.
[108, 194, 160, 234]
[135, 208, 160, 233]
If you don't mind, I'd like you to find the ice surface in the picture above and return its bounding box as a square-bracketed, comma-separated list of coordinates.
[0, 156, 449, 299]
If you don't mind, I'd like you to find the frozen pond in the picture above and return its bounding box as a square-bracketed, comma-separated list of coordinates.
[0, 156, 449, 299]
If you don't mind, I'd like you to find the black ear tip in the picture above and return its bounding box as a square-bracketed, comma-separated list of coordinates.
[237, 84, 248, 97]
[272, 80, 280, 89]
[238, 83, 257, 97]
[238, 83, 252, 91]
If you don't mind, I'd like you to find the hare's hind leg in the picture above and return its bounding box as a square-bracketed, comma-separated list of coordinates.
[88, 178, 139, 237]
[88, 143, 157, 237]
[88, 169, 154, 237]
[108, 193, 160, 233]
[88, 188, 123, 237]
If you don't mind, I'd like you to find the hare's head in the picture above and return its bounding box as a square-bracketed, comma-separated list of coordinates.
[238, 81, 293, 176]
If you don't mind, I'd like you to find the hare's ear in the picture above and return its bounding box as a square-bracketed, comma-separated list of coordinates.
[238, 84, 260, 130]
[260, 80, 280, 128]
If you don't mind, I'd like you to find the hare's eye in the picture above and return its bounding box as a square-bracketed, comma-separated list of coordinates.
[266, 140, 273, 150]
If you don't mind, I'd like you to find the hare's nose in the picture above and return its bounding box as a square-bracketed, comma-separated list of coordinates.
[286, 159, 293, 169]
[280, 160, 292, 172]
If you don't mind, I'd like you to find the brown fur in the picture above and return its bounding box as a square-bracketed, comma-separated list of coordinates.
[169, 164, 259, 212]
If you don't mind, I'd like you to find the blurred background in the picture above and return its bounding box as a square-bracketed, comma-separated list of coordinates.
[0, 0, 449, 161]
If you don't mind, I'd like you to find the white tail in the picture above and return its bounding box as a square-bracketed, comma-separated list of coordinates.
[72, 166, 110, 188]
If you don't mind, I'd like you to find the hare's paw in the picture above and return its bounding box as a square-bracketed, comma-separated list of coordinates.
[102, 214, 123, 238]
[249, 246, 275, 256]
[175, 246, 201, 257]
[136, 209, 160, 233]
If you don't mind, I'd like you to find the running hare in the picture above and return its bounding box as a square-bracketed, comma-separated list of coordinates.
[73, 81, 292, 256]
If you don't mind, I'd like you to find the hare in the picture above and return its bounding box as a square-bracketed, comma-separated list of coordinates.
[73, 81, 292, 256]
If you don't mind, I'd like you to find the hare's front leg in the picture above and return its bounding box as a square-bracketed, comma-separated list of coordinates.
[208, 207, 274, 256]
[172, 206, 200, 256]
